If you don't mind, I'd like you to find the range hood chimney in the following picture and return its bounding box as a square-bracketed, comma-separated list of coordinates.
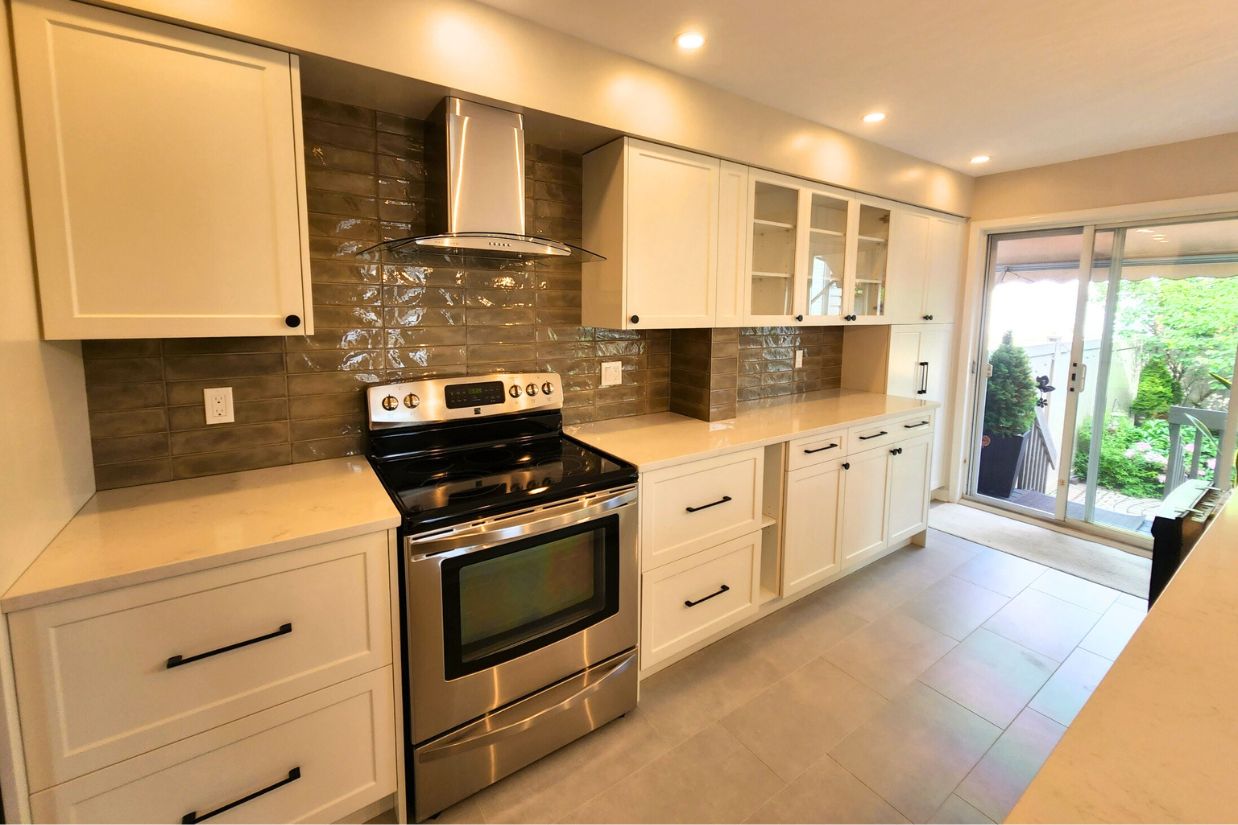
[362, 97, 602, 263]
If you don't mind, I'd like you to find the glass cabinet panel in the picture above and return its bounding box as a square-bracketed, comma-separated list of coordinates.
[750, 181, 798, 317]
[853, 204, 891, 316]
[806, 193, 849, 318]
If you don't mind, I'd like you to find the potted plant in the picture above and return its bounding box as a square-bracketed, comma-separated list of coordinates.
[978, 332, 1037, 498]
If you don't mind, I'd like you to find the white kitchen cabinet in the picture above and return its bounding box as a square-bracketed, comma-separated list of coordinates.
[744, 170, 807, 325]
[715, 161, 751, 327]
[851, 203, 892, 321]
[886, 211, 966, 325]
[11, 0, 312, 339]
[839, 445, 890, 571]
[887, 325, 954, 489]
[583, 138, 721, 329]
[781, 458, 843, 595]
[886, 433, 933, 546]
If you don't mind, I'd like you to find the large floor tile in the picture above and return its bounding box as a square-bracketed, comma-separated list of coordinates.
[731, 594, 868, 680]
[638, 628, 785, 745]
[955, 708, 1065, 822]
[830, 682, 1001, 823]
[824, 612, 956, 699]
[1030, 568, 1121, 613]
[1079, 600, 1145, 660]
[722, 656, 886, 782]
[472, 708, 670, 823]
[897, 575, 1010, 640]
[982, 587, 1101, 661]
[951, 547, 1045, 597]
[747, 754, 908, 824]
[927, 794, 993, 824]
[562, 723, 784, 824]
[431, 795, 489, 824]
[920, 629, 1057, 727]
[1029, 647, 1114, 726]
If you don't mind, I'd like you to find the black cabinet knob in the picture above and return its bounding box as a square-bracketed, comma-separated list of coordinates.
[795, 314, 804, 322]
[842, 462, 850, 470]
[923, 314, 931, 321]
[284, 314, 301, 328]
[630, 314, 640, 324]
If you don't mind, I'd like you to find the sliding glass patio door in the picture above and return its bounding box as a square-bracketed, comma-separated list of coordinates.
[970, 216, 1238, 546]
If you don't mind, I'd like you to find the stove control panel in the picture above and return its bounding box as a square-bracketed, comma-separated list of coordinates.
[368, 372, 562, 427]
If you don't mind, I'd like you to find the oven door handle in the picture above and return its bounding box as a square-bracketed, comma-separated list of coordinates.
[407, 486, 637, 561]
[416, 648, 637, 761]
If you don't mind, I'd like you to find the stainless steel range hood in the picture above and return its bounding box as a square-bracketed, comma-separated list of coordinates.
[362, 98, 602, 263]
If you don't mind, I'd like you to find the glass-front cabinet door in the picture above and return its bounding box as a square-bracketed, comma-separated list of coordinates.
[747, 174, 803, 324]
[852, 204, 891, 319]
[803, 192, 853, 322]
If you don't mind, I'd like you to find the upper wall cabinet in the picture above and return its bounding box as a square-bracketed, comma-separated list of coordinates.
[886, 213, 966, 325]
[12, 0, 313, 339]
[583, 138, 722, 329]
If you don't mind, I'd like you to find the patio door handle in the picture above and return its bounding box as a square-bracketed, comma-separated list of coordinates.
[1070, 362, 1087, 393]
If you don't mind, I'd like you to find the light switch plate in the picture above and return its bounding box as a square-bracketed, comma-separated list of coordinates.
[600, 361, 623, 387]
[794, 349, 804, 368]
[204, 387, 234, 424]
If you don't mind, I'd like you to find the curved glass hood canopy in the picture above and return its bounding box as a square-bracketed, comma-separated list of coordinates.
[360, 97, 604, 264]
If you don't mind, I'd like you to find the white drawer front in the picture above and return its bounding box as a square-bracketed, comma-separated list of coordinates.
[11, 532, 391, 790]
[641, 448, 763, 570]
[641, 532, 761, 670]
[890, 411, 935, 442]
[786, 428, 847, 471]
[30, 668, 396, 824]
[847, 412, 934, 453]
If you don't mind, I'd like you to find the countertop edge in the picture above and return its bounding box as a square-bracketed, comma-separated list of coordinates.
[0, 516, 400, 613]
[569, 396, 940, 471]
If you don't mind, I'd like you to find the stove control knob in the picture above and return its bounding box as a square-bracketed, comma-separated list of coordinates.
[525, 383, 539, 396]
[403, 393, 420, 409]
[381, 394, 399, 411]
[508, 385, 522, 398]
[542, 382, 554, 395]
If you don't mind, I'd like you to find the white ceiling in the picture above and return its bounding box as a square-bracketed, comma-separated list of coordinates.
[476, 0, 1238, 175]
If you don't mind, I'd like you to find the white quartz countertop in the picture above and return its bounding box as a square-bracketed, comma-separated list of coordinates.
[567, 389, 937, 470]
[1010, 490, 1237, 823]
[3, 457, 400, 612]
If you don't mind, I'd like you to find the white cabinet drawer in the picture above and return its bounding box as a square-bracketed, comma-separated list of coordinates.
[847, 412, 933, 453]
[786, 428, 848, 471]
[641, 532, 761, 670]
[891, 411, 935, 442]
[30, 668, 396, 824]
[640, 448, 763, 569]
[10, 532, 391, 790]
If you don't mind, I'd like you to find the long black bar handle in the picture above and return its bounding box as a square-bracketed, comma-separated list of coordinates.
[182, 767, 301, 824]
[803, 443, 839, 454]
[917, 361, 929, 395]
[858, 430, 888, 441]
[685, 495, 732, 513]
[167, 622, 293, 670]
[684, 584, 730, 608]
[903, 420, 930, 429]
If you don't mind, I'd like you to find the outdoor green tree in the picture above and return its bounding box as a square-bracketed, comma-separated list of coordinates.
[1130, 356, 1179, 422]
[1113, 276, 1238, 409]
[984, 332, 1037, 437]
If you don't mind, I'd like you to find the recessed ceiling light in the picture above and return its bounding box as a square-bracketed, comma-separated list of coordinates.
[675, 31, 705, 50]
[862, 112, 886, 124]
[970, 155, 991, 165]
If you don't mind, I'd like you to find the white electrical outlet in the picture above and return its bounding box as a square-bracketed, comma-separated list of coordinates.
[600, 361, 623, 387]
[203, 387, 234, 424]
[794, 348, 804, 368]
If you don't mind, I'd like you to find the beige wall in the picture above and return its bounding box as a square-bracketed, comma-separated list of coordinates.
[973, 131, 1238, 220]
[1, 3, 95, 818]
[98, 0, 973, 216]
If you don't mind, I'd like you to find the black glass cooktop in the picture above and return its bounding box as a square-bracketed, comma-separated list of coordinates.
[367, 412, 636, 534]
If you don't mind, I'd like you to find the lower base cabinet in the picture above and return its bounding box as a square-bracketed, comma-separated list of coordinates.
[887, 433, 933, 546]
[641, 531, 761, 670]
[781, 459, 843, 595]
[30, 669, 396, 824]
[839, 446, 891, 571]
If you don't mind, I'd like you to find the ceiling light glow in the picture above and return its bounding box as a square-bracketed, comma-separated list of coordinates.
[970, 155, 991, 164]
[675, 31, 705, 50]
[862, 112, 886, 124]
[1136, 228, 1154, 233]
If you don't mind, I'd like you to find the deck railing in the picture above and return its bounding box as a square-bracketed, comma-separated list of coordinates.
[1164, 405, 1226, 495]
[1016, 409, 1058, 494]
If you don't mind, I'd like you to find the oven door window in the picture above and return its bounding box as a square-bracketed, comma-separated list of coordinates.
[440, 514, 620, 679]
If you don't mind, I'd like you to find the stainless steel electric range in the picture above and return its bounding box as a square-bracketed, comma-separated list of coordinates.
[365, 372, 639, 821]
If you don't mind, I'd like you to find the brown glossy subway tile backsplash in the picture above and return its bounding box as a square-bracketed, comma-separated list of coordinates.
[82, 97, 844, 489]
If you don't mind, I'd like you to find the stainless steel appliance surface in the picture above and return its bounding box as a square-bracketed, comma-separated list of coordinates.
[366, 373, 639, 821]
